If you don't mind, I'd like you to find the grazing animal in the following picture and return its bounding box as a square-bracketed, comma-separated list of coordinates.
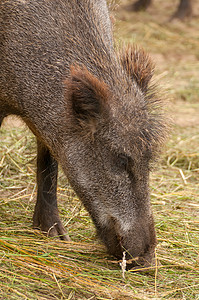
[0, 0, 167, 267]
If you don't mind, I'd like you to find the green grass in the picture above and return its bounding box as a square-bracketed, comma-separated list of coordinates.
[1, 0, 199, 298]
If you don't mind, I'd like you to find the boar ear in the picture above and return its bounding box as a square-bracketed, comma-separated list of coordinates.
[120, 46, 155, 93]
[66, 65, 109, 132]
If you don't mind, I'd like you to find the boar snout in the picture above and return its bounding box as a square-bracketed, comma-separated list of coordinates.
[98, 213, 157, 267]
[122, 221, 157, 268]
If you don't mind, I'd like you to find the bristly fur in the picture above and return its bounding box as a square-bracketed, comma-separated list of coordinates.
[119, 45, 155, 93]
[65, 44, 168, 159]
[117, 45, 169, 159]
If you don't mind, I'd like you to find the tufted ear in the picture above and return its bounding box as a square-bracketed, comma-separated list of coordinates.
[120, 46, 155, 93]
[65, 65, 109, 133]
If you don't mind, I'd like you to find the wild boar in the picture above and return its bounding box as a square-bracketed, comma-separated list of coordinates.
[0, 0, 167, 267]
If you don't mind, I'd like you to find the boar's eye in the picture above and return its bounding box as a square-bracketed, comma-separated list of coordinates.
[118, 154, 129, 170]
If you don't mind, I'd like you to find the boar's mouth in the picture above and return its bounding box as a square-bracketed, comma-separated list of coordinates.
[96, 217, 157, 269]
[121, 249, 156, 271]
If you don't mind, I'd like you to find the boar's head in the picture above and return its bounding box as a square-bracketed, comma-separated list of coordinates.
[63, 46, 167, 267]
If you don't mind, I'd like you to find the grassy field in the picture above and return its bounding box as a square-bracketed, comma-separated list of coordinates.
[0, 1, 199, 299]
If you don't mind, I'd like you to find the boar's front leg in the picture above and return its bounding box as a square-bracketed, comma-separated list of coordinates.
[33, 139, 70, 241]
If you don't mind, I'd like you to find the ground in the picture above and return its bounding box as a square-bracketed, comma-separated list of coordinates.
[0, 0, 199, 299]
